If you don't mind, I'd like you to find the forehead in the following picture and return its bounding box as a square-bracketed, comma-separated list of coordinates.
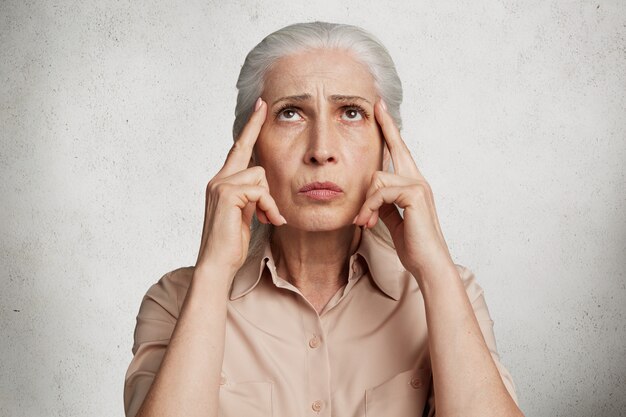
[262, 49, 377, 101]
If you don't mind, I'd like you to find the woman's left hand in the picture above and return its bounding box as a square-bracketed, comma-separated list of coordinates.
[353, 99, 454, 279]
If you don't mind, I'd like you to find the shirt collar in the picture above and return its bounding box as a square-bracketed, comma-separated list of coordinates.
[355, 228, 404, 300]
[229, 228, 404, 301]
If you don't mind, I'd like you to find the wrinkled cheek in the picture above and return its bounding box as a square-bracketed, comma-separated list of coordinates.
[265, 171, 283, 194]
[266, 173, 292, 207]
[354, 138, 381, 164]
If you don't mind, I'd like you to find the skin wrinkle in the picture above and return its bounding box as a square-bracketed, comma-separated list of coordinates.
[271, 94, 372, 107]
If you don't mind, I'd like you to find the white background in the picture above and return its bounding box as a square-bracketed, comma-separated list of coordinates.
[1, 1, 625, 416]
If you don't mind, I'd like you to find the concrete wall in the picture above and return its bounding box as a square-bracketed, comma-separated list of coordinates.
[1, 1, 625, 416]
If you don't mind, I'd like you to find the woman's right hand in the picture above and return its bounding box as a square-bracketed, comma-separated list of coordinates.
[195, 97, 286, 278]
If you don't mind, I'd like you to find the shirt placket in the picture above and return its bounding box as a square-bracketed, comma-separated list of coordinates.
[302, 308, 332, 416]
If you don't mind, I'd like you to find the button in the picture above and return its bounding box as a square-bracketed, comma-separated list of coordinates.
[219, 373, 227, 385]
[311, 400, 323, 412]
[308, 335, 320, 349]
[410, 377, 422, 389]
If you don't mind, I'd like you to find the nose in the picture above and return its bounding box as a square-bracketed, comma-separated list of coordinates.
[303, 117, 338, 165]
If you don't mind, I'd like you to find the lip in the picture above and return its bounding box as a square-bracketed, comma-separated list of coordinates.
[298, 181, 343, 201]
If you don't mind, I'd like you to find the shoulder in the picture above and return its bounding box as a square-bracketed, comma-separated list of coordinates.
[131, 266, 194, 352]
[140, 266, 195, 320]
[452, 262, 476, 283]
[452, 262, 486, 304]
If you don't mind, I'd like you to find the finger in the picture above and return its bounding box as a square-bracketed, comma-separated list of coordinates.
[218, 165, 270, 188]
[375, 99, 424, 180]
[361, 181, 447, 246]
[221, 166, 274, 224]
[218, 98, 267, 178]
[256, 206, 269, 224]
[377, 202, 403, 232]
[358, 171, 413, 229]
[355, 186, 405, 231]
[364, 203, 403, 233]
[243, 202, 256, 224]
[354, 186, 405, 224]
[210, 166, 280, 226]
[226, 184, 286, 226]
[364, 170, 415, 200]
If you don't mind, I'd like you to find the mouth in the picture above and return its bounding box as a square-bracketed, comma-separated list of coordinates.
[298, 181, 343, 201]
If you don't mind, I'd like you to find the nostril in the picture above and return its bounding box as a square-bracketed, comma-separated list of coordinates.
[305, 150, 335, 165]
[309, 156, 334, 164]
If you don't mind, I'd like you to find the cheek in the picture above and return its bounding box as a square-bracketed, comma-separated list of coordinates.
[259, 158, 289, 188]
[256, 124, 302, 159]
[255, 129, 280, 167]
[344, 151, 378, 194]
[259, 162, 294, 207]
[346, 130, 383, 192]
[255, 149, 293, 195]
[349, 128, 383, 166]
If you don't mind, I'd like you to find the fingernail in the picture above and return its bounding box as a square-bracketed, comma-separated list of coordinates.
[254, 97, 262, 112]
[352, 215, 358, 224]
[380, 98, 388, 111]
[280, 215, 287, 225]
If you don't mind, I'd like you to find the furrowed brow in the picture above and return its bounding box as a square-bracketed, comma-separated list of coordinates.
[271, 94, 312, 106]
[329, 95, 371, 104]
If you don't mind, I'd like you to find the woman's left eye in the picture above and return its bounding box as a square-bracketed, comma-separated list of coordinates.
[341, 107, 365, 121]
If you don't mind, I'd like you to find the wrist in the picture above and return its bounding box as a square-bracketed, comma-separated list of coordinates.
[410, 254, 458, 288]
[193, 260, 238, 287]
[196, 254, 242, 275]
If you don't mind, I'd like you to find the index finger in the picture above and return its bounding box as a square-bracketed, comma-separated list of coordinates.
[218, 98, 267, 178]
[374, 99, 424, 180]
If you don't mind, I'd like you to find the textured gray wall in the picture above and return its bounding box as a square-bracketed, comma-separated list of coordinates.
[1, 1, 625, 416]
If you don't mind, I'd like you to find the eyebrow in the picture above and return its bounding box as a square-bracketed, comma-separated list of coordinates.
[271, 94, 371, 106]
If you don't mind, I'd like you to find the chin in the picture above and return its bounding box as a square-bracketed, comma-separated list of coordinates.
[287, 207, 353, 232]
[298, 220, 345, 232]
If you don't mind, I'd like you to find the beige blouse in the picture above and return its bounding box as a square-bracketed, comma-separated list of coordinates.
[124, 228, 518, 417]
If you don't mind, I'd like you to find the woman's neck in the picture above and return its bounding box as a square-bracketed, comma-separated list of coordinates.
[270, 225, 363, 295]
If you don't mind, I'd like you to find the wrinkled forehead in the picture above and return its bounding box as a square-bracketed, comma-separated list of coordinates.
[262, 49, 378, 103]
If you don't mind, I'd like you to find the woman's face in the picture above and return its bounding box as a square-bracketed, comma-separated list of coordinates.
[254, 48, 390, 231]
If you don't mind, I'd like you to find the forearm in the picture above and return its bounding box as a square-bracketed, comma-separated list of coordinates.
[135, 266, 232, 417]
[416, 261, 523, 417]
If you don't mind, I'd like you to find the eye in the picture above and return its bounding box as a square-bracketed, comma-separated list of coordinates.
[342, 108, 362, 121]
[276, 106, 303, 122]
[340, 105, 368, 122]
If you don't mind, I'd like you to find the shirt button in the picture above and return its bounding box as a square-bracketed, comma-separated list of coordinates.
[308, 336, 320, 349]
[410, 377, 423, 389]
[311, 400, 323, 412]
[219, 374, 227, 385]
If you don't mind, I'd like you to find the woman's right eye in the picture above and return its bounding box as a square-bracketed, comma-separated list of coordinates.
[277, 108, 303, 122]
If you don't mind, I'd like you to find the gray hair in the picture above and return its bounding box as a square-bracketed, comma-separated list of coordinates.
[233, 21, 403, 140]
[234, 21, 402, 260]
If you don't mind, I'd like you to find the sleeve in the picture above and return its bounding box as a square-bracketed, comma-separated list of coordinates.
[460, 264, 519, 405]
[123, 267, 192, 417]
[422, 264, 519, 417]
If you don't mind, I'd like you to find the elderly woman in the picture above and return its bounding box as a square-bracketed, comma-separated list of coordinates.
[124, 22, 523, 417]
